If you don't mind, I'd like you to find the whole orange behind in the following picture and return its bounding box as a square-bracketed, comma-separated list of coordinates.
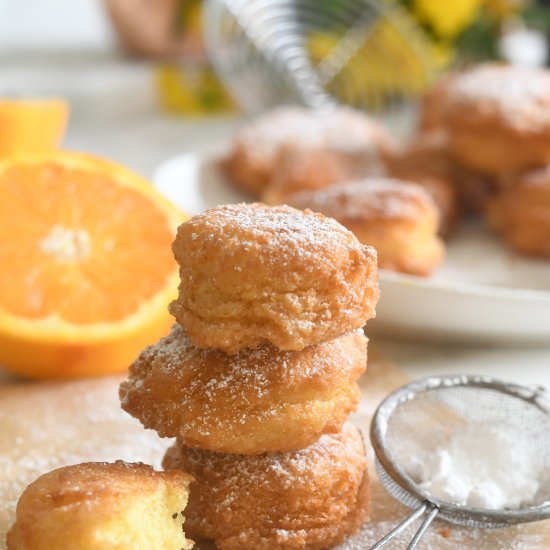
[0, 152, 186, 378]
[0, 99, 68, 156]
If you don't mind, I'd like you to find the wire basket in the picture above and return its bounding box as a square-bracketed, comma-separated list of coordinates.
[203, 0, 438, 116]
[370, 375, 550, 549]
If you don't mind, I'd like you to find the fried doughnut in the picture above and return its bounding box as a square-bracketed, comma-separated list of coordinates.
[261, 143, 382, 205]
[120, 324, 367, 455]
[451, 159, 512, 213]
[487, 167, 550, 257]
[445, 64, 550, 174]
[412, 174, 461, 236]
[286, 179, 444, 276]
[169, 203, 379, 354]
[162, 422, 369, 550]
[7, 461, 193, 550]
[385, 130, 452, 179]
[387, 128, 508, 215]
[417, 74, 454, 132]
[223, 105, 393, 194]
[385, 131, 460, 234]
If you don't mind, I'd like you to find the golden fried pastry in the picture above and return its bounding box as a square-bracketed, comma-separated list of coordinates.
[169, 203, 379, 354]
[163, 422, 369, 550]
[385, 131, 460, 234]
[386, 129, 451, 179]
[387, 128, 507, 215]
[408, 175, 459, 237]
[417, 74, 454, 133]
[121, 324, 367, 455]
[223, 105, 393, 194]
[451, 159, 511, 213]
[444, 63, 550, 174]
[7, 461, 193, 550]
[286, 179, 445, 276]
[487, 167, 550, 257]
[262, 143, 382, 205]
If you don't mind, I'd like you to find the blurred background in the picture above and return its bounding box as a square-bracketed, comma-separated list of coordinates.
[0, 0, 238, 176]
[3, 0, 550, 176]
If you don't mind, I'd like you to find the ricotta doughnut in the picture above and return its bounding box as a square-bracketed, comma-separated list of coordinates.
[286, 179, 445, 276]
[261, 143, 380, 205]
[223, 105, 392, 194]
[162, 422, 369, 550]
[487, 167, 550, 257]
[169, 203, 379, 354]
[444, 64, 550, 174]
[387, 127, 508, 215]
[120, 324, 367, 455]
[385, 131, 460, 234]
[6, 461, 193, 550]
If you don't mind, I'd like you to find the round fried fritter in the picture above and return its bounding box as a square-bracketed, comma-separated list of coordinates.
[169, 203, 379, 354]
[223, 105, 392, 195]
[387, 128, 512, 216]
[261, 144, 380, 206]
[120, 324, 367, 455]
[162, 422, 369, 550]
[487, 167, 550, 257]
[286, 179, 445, 277]
[417, 73, 456, 133]
[444, 64, 550, 174]
[384, 131, 461, 235]
[7, 461, 193, 550]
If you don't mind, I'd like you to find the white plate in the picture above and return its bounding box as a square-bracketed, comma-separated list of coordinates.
[153, 152, 550, 345]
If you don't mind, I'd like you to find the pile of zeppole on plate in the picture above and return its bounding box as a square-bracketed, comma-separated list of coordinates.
[121, 202, 380, 549]
[223, 63, 550, 267]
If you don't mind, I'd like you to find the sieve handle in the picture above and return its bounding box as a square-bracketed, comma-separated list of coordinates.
[369, 500, 439, 550]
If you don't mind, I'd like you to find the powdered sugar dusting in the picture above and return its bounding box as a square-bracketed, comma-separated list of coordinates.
[188, 202, 362, 251]
[178, 203, 376, 285]
[288, 178, 435, 222]
[171, 422, 365, 510]
[120, 324, 366, 442]
[235, 106, 388, 164]
[450, 65, 547, 105]
[519, 166, 550, 190]
[447, 64, 550, 129]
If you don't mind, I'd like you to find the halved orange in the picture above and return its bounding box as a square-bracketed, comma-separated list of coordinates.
[0, 152, 186, 378]
[0, 98, 69, 157]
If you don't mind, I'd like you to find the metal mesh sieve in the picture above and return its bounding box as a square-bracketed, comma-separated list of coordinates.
[370, 375, 550, 549]
[203, 0, 438, 116]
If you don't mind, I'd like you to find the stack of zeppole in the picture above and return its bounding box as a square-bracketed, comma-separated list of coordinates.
[120, 203, 380, 549]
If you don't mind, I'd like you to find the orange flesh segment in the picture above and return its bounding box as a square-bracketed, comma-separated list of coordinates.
[0, 162, 176, 324]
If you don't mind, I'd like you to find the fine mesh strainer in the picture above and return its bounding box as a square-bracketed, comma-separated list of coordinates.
[203, 0, 438, 115]
[370, 374, 550, 549]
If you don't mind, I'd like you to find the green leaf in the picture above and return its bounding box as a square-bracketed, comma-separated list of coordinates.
[453, 12, 501, 63]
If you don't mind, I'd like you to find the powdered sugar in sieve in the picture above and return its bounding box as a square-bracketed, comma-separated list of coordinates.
[369, 375, 550, 549]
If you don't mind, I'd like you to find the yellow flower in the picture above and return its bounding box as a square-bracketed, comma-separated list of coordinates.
[430, 40, 455, 69]
[413, 0, 484, 38]
[307, 17, 441, 111]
